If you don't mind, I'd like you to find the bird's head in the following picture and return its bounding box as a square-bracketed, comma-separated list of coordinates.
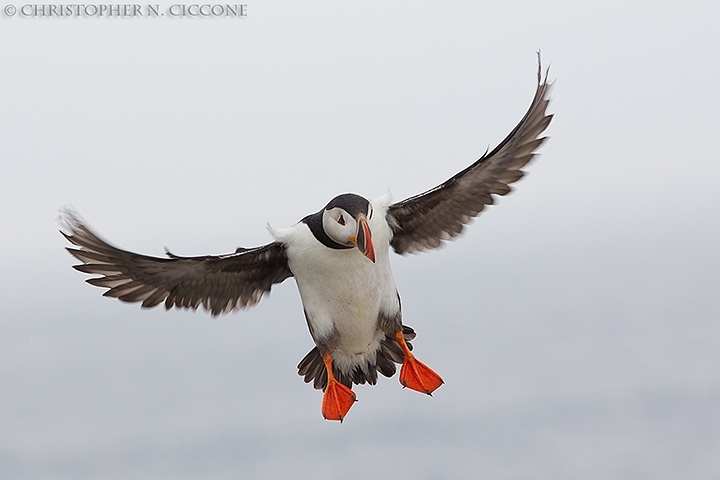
[322, 193, 375, 263]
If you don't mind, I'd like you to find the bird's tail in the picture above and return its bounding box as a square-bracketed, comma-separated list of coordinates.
[297, 326, 416, 390]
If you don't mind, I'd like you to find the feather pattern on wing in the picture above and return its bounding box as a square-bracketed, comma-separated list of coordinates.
[387, 57, 553, 254]
[60, 211, 293, 316]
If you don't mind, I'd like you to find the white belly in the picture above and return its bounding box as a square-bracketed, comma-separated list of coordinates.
[296, 248, 389, 343]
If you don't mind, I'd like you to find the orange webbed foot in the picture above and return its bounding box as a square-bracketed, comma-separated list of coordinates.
[322, 379, 357, 422]
[394, 330, 444, 395]
[399, 356, 444, 395]
[321, 354, 357, 422]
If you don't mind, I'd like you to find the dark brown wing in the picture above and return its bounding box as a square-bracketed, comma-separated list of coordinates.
[61, 211, 293, 316]
[387, 57, 553, 254]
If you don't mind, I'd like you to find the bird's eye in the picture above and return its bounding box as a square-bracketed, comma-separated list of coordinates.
[337, 215, 345, 226]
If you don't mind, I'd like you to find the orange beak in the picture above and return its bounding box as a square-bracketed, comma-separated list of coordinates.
[353, 215, 375, 263]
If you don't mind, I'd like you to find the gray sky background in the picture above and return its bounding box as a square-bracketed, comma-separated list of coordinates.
[1, 1, 719, 479]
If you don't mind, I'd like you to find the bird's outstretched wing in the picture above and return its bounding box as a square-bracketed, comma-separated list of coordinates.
[387, 58, 553, 255]
[61, 211, 293, 316]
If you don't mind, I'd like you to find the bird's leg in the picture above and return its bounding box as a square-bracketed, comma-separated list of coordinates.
[394, 331, 444, 395]
[321, 354, 357, 422]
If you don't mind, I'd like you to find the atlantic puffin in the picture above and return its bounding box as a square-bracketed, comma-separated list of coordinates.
[61, 59, 552, 422]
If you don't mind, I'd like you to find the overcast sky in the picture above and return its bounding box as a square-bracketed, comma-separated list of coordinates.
[1, 1, 719, 479]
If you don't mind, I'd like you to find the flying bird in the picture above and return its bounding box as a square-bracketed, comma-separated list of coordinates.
[61, 59, 553, 422]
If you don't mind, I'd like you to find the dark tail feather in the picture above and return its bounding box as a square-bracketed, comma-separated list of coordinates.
[297, 346, 327, 390]
[297, 325, 416, 391]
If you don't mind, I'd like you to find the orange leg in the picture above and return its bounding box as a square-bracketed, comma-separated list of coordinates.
[394, 331, 444, 395]
[321, 354, 357, 422]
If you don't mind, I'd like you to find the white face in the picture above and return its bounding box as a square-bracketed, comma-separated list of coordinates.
[322, 207, 358, 246]
[322, 204, 373, 246]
